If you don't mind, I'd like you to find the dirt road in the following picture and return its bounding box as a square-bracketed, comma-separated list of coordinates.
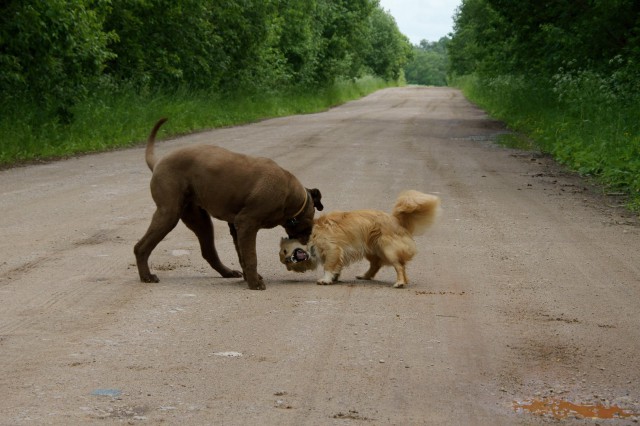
[1, 87, 639, 425]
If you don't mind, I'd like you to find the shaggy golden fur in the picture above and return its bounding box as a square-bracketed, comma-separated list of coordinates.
[279, 190, 441, 288]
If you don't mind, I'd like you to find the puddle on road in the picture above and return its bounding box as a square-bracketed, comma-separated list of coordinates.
[514, 398, 638, 420]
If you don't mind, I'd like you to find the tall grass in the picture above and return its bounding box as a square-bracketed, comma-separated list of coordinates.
[0, 76, 390, 166]
[454, 73, 640, 211]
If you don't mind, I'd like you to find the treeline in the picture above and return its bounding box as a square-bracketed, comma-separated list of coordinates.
[448, 0, 640, 81]
[448, 0, 640, 209]
[0, 0, 411, 122]
[405, 37, 449, 86]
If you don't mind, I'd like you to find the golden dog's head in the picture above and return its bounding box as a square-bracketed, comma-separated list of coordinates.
[279, 238, 317, 272]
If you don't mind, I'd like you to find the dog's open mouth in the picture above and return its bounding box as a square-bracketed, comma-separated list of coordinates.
[289, 248, 310, 263]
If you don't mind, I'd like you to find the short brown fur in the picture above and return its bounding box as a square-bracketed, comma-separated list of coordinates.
[135, 118, 323, 290]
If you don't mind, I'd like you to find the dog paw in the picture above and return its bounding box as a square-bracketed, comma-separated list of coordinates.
[393, 282, 406, 288]
[356, 274, 372, 280]
[222, 269, 243, 278]
[248, 280, 266, 290]
[141, 274, 160, 283]
[316, 279, 332, 285]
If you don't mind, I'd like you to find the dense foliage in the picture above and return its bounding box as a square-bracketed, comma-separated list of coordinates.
[0, 0, 412, 165]
[448, 0, 640, 209]
[0, 0, 115, 121]
[405, 38, 449, 86]
[0, 0, 410, 121]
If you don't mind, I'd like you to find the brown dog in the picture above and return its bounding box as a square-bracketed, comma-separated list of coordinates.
[280, 191, 440, 288]
[134, 118, 323, 290]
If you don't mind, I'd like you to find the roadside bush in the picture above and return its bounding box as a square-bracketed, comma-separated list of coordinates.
[454, 72, 640, 210]
[0, 76, 389, 165]
[448, 0, 640, 210]
[0, 0, 412, 166]
[0, 0, 115, 121]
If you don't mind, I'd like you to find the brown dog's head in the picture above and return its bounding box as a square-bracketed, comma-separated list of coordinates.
[284, 188, 323, 244]
[279, 238, 317, 272]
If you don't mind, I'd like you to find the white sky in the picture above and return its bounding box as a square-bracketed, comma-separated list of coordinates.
[378, 0, 461, 44]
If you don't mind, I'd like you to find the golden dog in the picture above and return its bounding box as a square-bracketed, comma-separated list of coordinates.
[279, 190, 440, 288]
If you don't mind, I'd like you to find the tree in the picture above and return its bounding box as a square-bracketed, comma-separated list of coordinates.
[103, 0, 225, 90]
[448, 0, 640, 79]
[447, 0, 511, 78]
[405, 38, 449, 86]
[364, 7, 413, 81]
[312, 0, 377, 84]
[0, 0, 114, 120]
[0, 0, 414, 123]
[275, 0, 323, 86]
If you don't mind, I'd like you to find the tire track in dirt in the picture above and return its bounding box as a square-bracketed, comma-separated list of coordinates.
[0, 221, 139, 341]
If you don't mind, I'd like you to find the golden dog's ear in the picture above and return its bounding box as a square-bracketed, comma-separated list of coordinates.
[308, 188, 323, 211]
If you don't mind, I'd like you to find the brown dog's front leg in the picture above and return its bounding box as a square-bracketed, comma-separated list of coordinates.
[231, 222, 265, 290]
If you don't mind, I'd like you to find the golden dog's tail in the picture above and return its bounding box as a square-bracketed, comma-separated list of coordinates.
[392, 190, 441, 236]
[145, 118, 168, 171]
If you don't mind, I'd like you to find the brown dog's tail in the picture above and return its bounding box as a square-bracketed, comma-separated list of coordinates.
[145, 118, 168, 171]
[392, 190, 441, 236]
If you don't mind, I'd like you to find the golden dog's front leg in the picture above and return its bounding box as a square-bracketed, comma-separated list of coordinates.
[317, 249, 342, 285]
[317, 270, 340, 285]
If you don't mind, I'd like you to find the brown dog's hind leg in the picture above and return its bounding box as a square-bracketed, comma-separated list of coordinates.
[181, 204, 242, 278]
[134, 208, 181, 283]
[228, 223, 243, 272]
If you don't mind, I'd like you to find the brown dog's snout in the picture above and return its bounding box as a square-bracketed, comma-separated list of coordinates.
[296, 232, 311, 245]
[286, 228, 311, 245]
[284, 216, 312, 242]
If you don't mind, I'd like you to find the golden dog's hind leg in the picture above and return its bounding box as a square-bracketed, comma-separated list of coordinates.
[357, 255, 382, 280]
[391, 262, 409, 288]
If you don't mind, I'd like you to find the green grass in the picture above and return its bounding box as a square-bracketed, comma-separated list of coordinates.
[0, 76, 391, 166]
[453, 74, 640, 211]
[494, 133, 538, 151]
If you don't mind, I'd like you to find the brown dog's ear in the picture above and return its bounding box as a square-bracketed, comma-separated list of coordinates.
[308, 188, 323, 211]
